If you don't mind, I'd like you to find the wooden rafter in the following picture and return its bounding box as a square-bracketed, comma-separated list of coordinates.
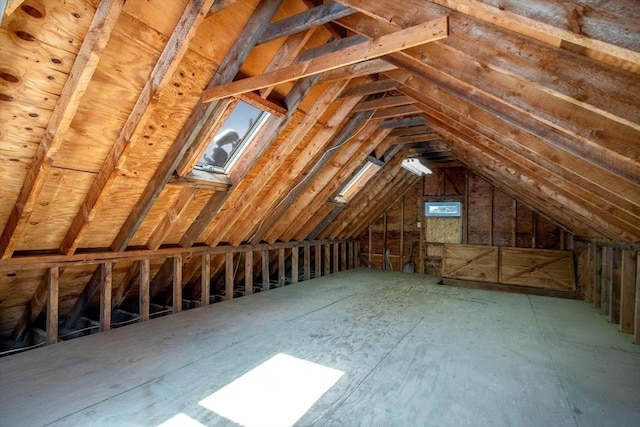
[423, 0, 640, 73]
[202, 79, 354, 248]
[0, 0, 124, 260]
[277, 127, 393, 242]
[59, 0, 218, 255]
[257, 1, 354, 45]
[202, 17, 449, 102]
[110, 0, 284, 254]
[336, 6, 640, 182]
[251, 113, 382, 244]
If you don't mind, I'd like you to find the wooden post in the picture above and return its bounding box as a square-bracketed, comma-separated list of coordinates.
[619, 250, 637, 334]
[368, 225, 372, 264]
[382, 212, 387, 267]
[349, 241, 355, 268]
[291, 248, 298, 284]
[609, 248, 621, 324]
[245, 251, 254, 294]
[634, 253, 640, 344]
[418, 194, 425, 274]
[314, 244, 321, 277]
[583, 243, 594, 304]
[226, 252, 234, 299]
[333, 242, 339, 273]
[593, 246, 602, 309]
[262, 249, 270, 291]
[304, 245, 310, 281]
[488, 185, 494, 246]
[139, 259, 150, 321]
[463, 169, 469, 244]
[531, 211, 537, 249]
[173, 256, 182, 313]
[47, 266, 59, 344]
[100, 262, 112, 332]
[512, 199, 517, 247]
[324, 244, 331, 275]
[400, 196, 405, 267]
[355, 240, 360, 267]
[341, 241, 347, 271]
[201, 253, 210, 305]
[601, 247, 611, 315]
[278, 248, 285, 287]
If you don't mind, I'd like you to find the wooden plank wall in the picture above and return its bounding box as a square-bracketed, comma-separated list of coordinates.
[359, 167, 568, 275]
[576, 241, 639, 344]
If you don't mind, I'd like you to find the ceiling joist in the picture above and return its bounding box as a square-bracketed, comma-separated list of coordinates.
[201, 17, 449, 102]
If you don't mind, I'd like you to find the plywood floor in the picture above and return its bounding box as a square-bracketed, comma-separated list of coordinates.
[1, 269, 639, 427]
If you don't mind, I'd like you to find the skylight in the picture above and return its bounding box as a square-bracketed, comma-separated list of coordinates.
[194, 100, 271, 174]
[336, 161, 381, 203]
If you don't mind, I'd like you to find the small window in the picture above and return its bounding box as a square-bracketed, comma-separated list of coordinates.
[194, 101, 271, 174]
[425, 202, 462, 217]
[335, 161, 380, 203]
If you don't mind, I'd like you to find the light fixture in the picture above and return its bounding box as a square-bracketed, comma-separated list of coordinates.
[401, 158, 432, 176]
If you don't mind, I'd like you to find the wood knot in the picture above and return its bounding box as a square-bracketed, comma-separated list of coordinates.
[0, 71, 19, 83]
[21, 3, 44, 19]
[15, 30, 36, 42]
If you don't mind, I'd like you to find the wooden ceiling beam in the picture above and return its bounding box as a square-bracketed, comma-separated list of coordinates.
[257, 1, 355, 45]
[201, 17, 448, 102]
[338, 78, 398, 99]
[388, 125, 434, 137]
[379, 116, 428, 129]
[392, 133, 441, 144]
[58, 0, 219, 256]
[296, 35, 368, 63]
[0, 0, 124, 260]
[351, 95, 417, 112]
[370, 105, 422, 120]
[319, 58, 397, 83]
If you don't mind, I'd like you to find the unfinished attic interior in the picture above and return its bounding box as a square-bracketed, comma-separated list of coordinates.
[1, 0, 639, 425]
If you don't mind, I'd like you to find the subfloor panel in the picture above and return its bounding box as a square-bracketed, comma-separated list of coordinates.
[0, 269, 638, 426]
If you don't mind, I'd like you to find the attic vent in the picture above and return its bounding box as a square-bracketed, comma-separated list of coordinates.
[195, 100, 271, 174]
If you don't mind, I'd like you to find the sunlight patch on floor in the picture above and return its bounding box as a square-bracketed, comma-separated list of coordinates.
[198, 353, 344, 426]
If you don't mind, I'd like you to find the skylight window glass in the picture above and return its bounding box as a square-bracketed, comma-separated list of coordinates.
[336, 161, 380, 202]
[195, 101, 270, 174]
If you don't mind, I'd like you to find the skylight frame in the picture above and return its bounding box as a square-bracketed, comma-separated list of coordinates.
[194, 100, 272, 176]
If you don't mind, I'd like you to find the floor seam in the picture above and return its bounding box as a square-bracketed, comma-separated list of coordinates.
[528, 295, 580, 427]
